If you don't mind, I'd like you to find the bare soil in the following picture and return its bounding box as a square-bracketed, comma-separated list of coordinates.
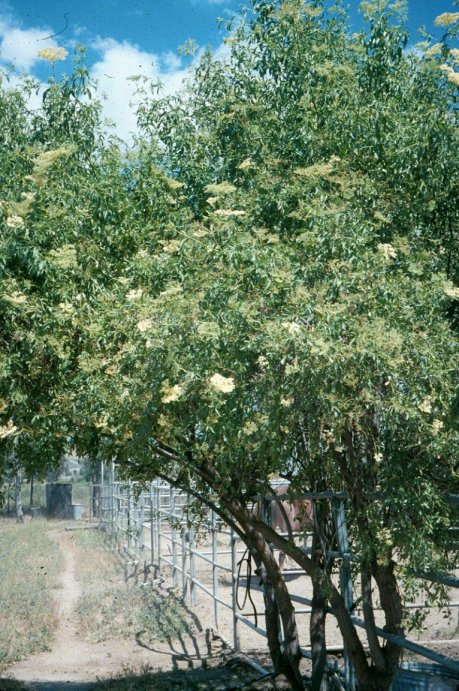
[2, 522, 458, 691]
[3, 525, 263, 691]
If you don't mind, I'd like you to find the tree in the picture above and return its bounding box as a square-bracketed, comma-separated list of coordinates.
[1, 2, 458, 689]
[78, 2, 457, 688]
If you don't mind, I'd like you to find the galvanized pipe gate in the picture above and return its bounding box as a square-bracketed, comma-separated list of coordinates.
[96, 467, 459, 689]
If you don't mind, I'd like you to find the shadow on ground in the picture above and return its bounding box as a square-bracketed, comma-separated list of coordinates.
[0, 661, 275, 691]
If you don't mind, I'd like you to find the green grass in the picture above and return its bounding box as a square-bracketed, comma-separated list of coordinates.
[72, 528, 195, 645]
[0, 519, 62, 672]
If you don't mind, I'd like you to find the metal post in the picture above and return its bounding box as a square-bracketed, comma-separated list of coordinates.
[170, 486, 178, 587]
[189, 525, 196, 605]
[156, 481, 162, 572]
[100, 461, 105, 526]
[140, 490, 145, 559]
[231, 529, 241, 651]
[150, 482, 155, 567]
[110, 462, 115, 530]
[181, 529, 188, 602]
[212, 510, 219, 629]
[333, 497, 356, 691]
[128, 480, 132, 550]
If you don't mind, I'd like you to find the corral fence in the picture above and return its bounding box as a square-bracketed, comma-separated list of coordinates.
[95, 465, 459, 690]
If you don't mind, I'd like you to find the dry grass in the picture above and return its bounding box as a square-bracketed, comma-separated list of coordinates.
[72, 528, 195, 645]
[0, 519, 62, 672]
[92, 661, 267, 690]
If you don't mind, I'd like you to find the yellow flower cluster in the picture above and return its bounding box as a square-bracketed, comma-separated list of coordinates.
[6, 215, 24, 228]
[0, 420, 17, 439]
[209, 373, 235, 393]
[434, 12, 459, 28]
[238, 158, 254, 171]
[3, 291, 27, 304]
[258, 355, 268, 369]
[161, 384, 184, 403]
[49, 245, 78, 270]
[214, 209, 246, 217]
[205, 182, 237, 196]
[377, 243, 397, 261]
[419, 397, 432, 414]
[126, 288, 143, 300]
[444, 283, 459, 299]
[425, 43, 442, 58]
[162, 239, 181, 253]
[281, 321, 301, 335]
[137, 318, 152, 332]
[432, 419, 444, 436]
[440, 64, 459, 87]
[37, 47, 68, 62]
[58, 302, 73, 314]
[242, 421, 258, 435]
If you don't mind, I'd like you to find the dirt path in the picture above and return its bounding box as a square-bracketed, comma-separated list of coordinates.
[7, 527, 216, 690]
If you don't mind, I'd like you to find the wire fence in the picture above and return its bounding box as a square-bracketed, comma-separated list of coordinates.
[95, 466, 459, 690]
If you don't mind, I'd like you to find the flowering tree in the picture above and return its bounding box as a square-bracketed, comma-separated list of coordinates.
[1, 2, 458, 689]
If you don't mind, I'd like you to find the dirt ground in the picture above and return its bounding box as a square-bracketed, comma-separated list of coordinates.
[2, 521, 458, 691]
[2, 525, 270, 691]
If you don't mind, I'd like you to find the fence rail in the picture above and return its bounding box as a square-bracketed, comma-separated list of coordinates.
[96, 467, 459, 689]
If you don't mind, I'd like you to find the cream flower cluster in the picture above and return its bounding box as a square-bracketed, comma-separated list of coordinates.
[3, 291, 27, 304]
[137, 319, 152, 332]
[377, 243, 397, 261]
[126, 288, 143, 300]
[0, 420, 17, 439]
[434, 12, 459, 28]
[6, 215, 24, 228]
[162, 384, 184, 403]
[444, 283, 459, 299]
[209, 373, 235, 393]
[37, 47, 68, 62]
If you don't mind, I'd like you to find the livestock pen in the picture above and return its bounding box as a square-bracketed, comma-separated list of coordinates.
[95, 465, 459, 690]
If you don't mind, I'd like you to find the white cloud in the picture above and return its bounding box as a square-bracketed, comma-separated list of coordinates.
[89, 37, 189, 143]
[0, 9, 231, 145]
[0, 16, 60, 71]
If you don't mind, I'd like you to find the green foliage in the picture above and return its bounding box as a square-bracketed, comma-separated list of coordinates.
[0, 2, 458, 681]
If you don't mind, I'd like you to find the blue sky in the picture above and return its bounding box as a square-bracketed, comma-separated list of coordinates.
[0, 0, 457, 140]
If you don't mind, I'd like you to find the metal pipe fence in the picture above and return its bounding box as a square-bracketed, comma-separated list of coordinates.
[95, 470, 459, 689]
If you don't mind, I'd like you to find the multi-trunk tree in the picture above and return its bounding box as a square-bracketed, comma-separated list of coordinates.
[1, 2, 458, 689]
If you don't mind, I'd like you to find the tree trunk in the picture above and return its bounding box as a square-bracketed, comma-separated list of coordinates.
[244, 525, 305, 689]
[370, 560, 403, 690]
[15, 466, 24, 523]
[310, 574, 328, 691]
[361, 569, 385, 672]
[256, 559, 284, 673]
